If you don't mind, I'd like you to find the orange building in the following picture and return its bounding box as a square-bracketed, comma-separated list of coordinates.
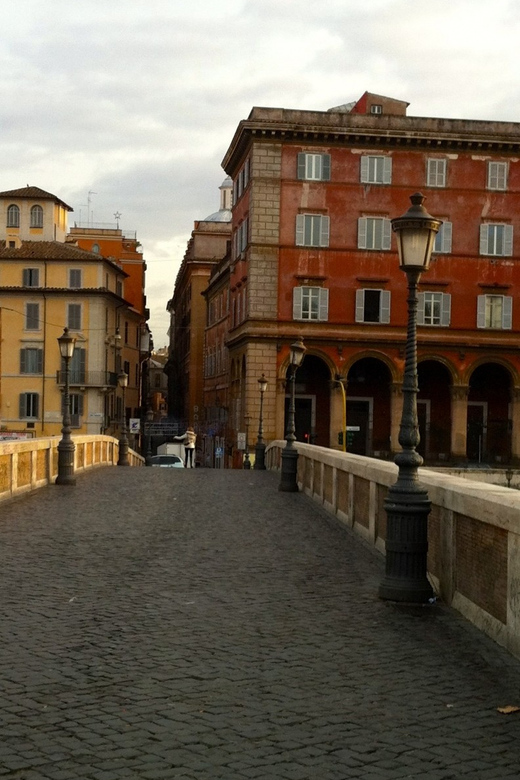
[220, 92, 520, 465]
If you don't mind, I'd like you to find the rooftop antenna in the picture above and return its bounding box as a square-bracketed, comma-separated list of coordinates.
[87, 190, 97, 227]
[114, 211, 122, 229]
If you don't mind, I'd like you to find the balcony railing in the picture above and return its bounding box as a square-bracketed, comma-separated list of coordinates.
[56, 371, 118, 388]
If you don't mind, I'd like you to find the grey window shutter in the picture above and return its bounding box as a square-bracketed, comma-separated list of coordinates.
[19, 394, 26, 418]
[322, 154, 331, 181]
[504, 224, 513, 256]
[360, 157, 369, 183]
[37, 349, 43, 374]
[319, 288, 329, 321]
[477, 295, 486, 328]
[380, 290, 391, 323]
[479, 225, 489, 255]
[383, 157, 392, 184]
[33, 395, 39, 418]
[382, 219, 392, 250]
[320, 216, 330, 247]
[417, 293, 425, 325]
[358, 218, 367, 249]
[293, 287, 303, 319]
[297, 153, 306, 180]
[78, 395, 84, 416]
[20, 349, 26, 373]
[296, 215, 305, 246]
[23, 269, 29, 286]
[442, 222, 452, 253]
[355, 289, 365, 322]
[503, 296, 513, 329]
[441, 294, 451, 326]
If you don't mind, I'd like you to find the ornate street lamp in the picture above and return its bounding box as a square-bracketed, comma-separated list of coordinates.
[279, 339, 306, 492]
[56, 327, 76, 486]
[243, 415, 252, 469]
[117, 370, 130, 466]
[254, 374, 268, 470]
[379, 193, 442, 603]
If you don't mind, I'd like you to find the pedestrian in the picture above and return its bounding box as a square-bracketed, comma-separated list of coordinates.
[174, 426, 197, 468]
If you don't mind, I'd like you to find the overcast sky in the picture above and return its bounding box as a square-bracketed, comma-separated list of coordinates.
[2, 0, 520, 346]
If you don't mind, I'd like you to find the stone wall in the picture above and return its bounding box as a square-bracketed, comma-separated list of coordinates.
[0, 436, 144, 503]
[267, 441, 520, 660]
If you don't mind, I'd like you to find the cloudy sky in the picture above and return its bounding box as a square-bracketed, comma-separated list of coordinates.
[2, 0, 519, 346]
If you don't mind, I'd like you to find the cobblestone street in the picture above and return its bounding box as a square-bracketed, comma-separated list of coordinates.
[1, 468, 520, 779]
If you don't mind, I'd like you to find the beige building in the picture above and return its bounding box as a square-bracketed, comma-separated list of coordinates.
[0, 186, 137, 437]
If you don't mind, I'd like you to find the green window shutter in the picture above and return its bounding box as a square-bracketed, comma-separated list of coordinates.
[503, 296, 513, 329]
[380, 291, 391, 323]
[322, 154, 331, 181]
[297, 153, 306, 180]
[477, 295, 486, 328]
[37, 349, 43, 374]
[417, 293, 425, 326]
[358, 218, 367, 249]
[355, 289, 365, 322]
[441, 294, 451, 326]
[293, 287, 303, 319]
[19, 394, 26, 418]
[295, 215, 305, 246]
[20, 349, 26, 373]
[33, 394, 39, 418]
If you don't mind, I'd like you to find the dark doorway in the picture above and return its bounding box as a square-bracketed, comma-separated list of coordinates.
[284, 355, 330, 446]
[284, 397, 313, 443]
[346, 358, 391, 457]
[345, 399, 370, 455]
[417, 361, 452, 461]
[468, 363, 512, 463]
[467, 403, 486, 462]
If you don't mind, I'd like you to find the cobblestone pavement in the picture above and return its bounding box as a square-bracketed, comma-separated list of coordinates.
[2, 468, 520, 779]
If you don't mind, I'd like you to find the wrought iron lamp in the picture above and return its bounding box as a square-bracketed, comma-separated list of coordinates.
[56, 327, 77, 486]
[254, 374, 268, 470]
[379, 193, 442, 602]
[279, 339, 306, 492]
[243, 415, 252, 469]
[117, 370, 130, 466]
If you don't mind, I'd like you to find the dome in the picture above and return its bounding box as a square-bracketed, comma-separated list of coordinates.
[203, 176, 233, 221]
[203, 208, 232, 222]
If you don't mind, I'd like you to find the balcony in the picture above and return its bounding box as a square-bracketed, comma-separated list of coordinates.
[56, 371, 118, 388]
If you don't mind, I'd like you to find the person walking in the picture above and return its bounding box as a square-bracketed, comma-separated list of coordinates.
[174, 427, 197, 468]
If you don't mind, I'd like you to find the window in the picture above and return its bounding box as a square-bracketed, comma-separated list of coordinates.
[20, 348, 43, 374]
[69, 394, 84, 428]
[92, 243, 100, 253]
[295, 214, 330, 247]
[235, 216, 249, 256]
[124, 321, 129, 344]
[124, 360, 130, 377]
[355, 289, 390, 323]
[427, 159, 447, 187]
[487, 161, 508, 191]
[69, 269, 82, 288]
[19, 392, 39, 419]
[370, 104, 382, 115]
[360, 156, 392, 184]
[64, 348, 86, 384]
[293, 287, 329, 321]
[25, 303, 40, 330]
[7, 204, 20, 227]
[480, 223, 513, 256]
[67, 303, 82, 331]
[357, 217, 391, 250]
[23, 268, 40, 287]
[116, 280, 123, 297]
[30, 205, 43, 228]
[297, 153, 331, 181]
[418, 292, 451, 326]
[433, 222, 452, 253]
[477, 295, 512, 329]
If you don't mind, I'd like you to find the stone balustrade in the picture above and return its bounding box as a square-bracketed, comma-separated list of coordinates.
[0, 435, 144, 503]
[267, 441, 520, 660]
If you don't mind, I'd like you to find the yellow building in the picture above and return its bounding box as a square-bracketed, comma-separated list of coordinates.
[0, 186, 138, 437]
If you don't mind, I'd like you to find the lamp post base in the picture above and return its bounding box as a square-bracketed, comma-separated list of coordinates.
[279, 446, 299, 492]
[254, 442, 266, 470]
[379, 484, 434, 603]
[118, 438, 130, 466]
[56, 440, 76, 486]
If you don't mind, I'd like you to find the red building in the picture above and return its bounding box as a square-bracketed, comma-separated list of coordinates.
[220, 92, 520, 465]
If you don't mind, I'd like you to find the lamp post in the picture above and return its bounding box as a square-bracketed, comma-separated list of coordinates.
[254, 374, 268, 469]
[279, 339, 306, 492]
[243, 415, 252, 469]
[379, 193, 442, 603]
[117, 370, 130, 466]
[56, 327, 76, 486]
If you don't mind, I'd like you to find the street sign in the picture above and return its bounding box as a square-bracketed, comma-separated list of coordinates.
[237, 432, 246, 451]
[215, 447, 223, 458]
[129, 418, 141, 433]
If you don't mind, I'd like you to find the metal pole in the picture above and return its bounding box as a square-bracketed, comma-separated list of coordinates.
[243, 417, 251, 469]
[279, 364, 299, 491]
[118, 382, 130, 466]
[254, 384, 266, 469]
[379, 269, 433, 602]
[56, 355, 76, 485]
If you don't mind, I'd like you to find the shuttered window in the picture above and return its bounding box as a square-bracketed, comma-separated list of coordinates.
[417, 293, 451, 326]
[357, 217, 392, 250]
[62, 347, 86, 384]
[477, 295, 512, 329]
[295, 214, 330, 247]
[355, 289, 391, 323]
[297, 153, 331, 181]
[69, 269, 82, 288]
[20, 348, 43, 374]
[25, 303, 40, 330]
[293, 287, 329, 321]
[479, 224, 513, 256]
[360, 156, 392, 184]
[30, 205, 43, 228]
[433, 222, 452, 254]
[19, 393, 39, 419]
[68, 303, 82, 331]
[487, 162, 508, 191]
[7, 204, 20, 227]
[427, 159, 447, 187]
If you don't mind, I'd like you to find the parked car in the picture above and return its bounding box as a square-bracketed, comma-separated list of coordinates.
[147, 455, 185, 468]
